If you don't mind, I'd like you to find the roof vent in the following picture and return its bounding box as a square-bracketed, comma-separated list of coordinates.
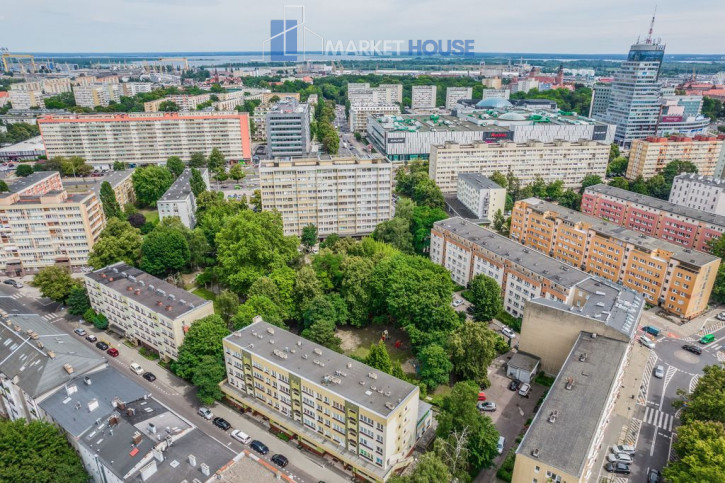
[47, 351, 56, 359]
[84, 376, 92, 385]
[579, 352, 588, 362]
[297, 340, 302, 347]
[368, 372, 378, 379]
[313, 348, 322, 356]
[548, 410, 559, 423]
[532, 448, 540, 458]
[269, 339, 274, 344]
[565, 377, 575, 390]
[591, 333, 597, 338]
[302, 354, 308, 359]
[166, 305, 172, 311]
[347, 362, 352, 369]
[112, 267, 119, 273]
[63, 363, 74, 374]
[267, 327, 275, 335]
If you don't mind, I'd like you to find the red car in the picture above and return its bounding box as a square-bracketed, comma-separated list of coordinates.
[106, 348, 119, 357]
[477, 392, 487, 401]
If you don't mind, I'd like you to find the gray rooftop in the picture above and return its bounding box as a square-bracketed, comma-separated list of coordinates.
[226, 319, 418, 418]
[458, 173, 504, 191]
[508, 352, 541, 372]
[521, 198, 719, 268]
[85, 262, 211, 320]
[1, 171, 58, 198]
[92, 170, 133, 197]
[673, 173, 725, 189]
[159, 168, 195, 202]
[0, 314, 106, 398]
[0, 135, 45, 153]
[372, 114, 495, 133]
[434, 217, 591, 289]
[39, 366, 150, 438]
[517, 332, 628, 478]
[585, 184, 725, 228]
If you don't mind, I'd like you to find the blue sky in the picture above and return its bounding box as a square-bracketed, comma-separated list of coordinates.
[3, 0, 723, 54]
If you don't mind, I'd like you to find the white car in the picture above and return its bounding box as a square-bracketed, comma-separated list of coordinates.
[654, 365, 665, 378]
[230, 429, 251, 444]
[609, 444, 636, 455]
[129, 362, 144, 375]
[477, 401, 497, 412]
[501, 327, 516, 338]
[198, 407, 214, 420]
[639, 335, 655, 349]
[452, 298, 464, 307]
[518, 383, 531, 397]
[607, 453, 633, 464]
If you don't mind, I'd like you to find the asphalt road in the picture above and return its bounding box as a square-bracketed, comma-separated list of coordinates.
[7, 280, 348, 483]
[630, 321, 725, 481]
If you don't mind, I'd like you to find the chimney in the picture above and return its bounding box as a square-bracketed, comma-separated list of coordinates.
[84, 376, 92, 385]
[132, 431, 143, 445]
[63, 363, 74, 374]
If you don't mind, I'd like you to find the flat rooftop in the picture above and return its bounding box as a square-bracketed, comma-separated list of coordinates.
[159, 168, 194, 202]
[521, 198, 719, 267]
[85, 262, 211, 320]
[459, 107, 608, 126]
[96, 169, 133, 190]
[517, 332, 628, 478]
[585, 184, 725, 228]
[673, 173, 725, 189]
[0, 135, 45, 153]
[434, 217, 591, 289]
[260, 154, 389, 169]
[226, 319, 418, 418]
[1, 171, 58, 198]
[458, 173, 504, 190]
[372, 114, 493, 133]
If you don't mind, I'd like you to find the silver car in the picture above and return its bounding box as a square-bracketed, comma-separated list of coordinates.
[607, 452, 633, 464]
[654, 365, 665, 378]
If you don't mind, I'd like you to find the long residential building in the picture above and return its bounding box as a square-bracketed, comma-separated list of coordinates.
[582, 184, 725, 253]
[429, 139, 610, 193]
[670, 173, 725, 216]
[0, 172, 105, 275]
[431, 217, 597, 318]
[260, 155, 393, 237]
[626, 135, 725, 179]
[511, 198, 720, 319]
[143, 93, 211, 112]
[38, 112, 252, 167]
[85, 262, 214, 361]
[73, 83, 122, 108]
[221, 318, 428, 482]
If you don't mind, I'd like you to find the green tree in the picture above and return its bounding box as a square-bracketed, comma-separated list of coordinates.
[607, 156, 629, 177]
[189, 152, 207, 168]
[171, 314, 229, 380]
[340, 256, 375, 327]
[207, 147, 225, 173]
[301, 224, 318, 249]
[364, 341, 393, 374]
[113, 161, 126, 171]
[92, 313, 108, 330]
[158, 100, 179, 111]
[231, 295, 285, 330]
[608, 177, 630, 190]
[558, 189, 582, 210]
[140, 225, 190, 276]
[132, 165, 174, 207]
[33, 266, 80, 303]
[190, 168, 207, 197]
[99, 181, 123, 219]
[489, 171, 508, 189]
[708, 235, 725, 303]
[469, 274, 503, 322]
[647, 174, 670, 200]
[214, 290, 239, 326]
[302, 293, 348, 329]
[166, 156, 185, 178]
[373, 217, 414, 254]
[417, 343, 452, 389]
[229, 163, 245, 180]
[390, 452, 451, 483]
[448, 321, 502, 387]
[662, 160, 698, 186]
[15, 164, 33, 177]
[311, 249, 345, 291]
[88, 218, 143, 268]
[0, 180, 8, 192]
[674, 364, 725, 425]
[663, 420, 725, 483]
[545, 179, 564, 201]
[492, 210, 508, 236]
[410, 205, 447, 254]
[294, 265, 323, 316]
[192, 355, 227, 405]
[609, 143, 620, 162]
[395, 197, 416, 221]
[250, 189, 263, 211]
[0, 419, 88, 483]
[67, 286, 91, 316]
[301, 319, 342, 352]
[412, 177, 445, 210]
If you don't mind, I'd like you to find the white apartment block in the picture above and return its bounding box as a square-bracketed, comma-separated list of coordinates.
[348, 83, 403, 106]
[8, 78, 72, 109]
[379, 84, 403, 104]
[144, 93, 211, 112]
[511, 79, 539, 94]
[38, 112, 252, 167]
[445, 87, 473, 109]
[429, 139, 610, 193]
[73, 83, 122, 108]
[260, 155, 393, 237]
[120, 82, 154, 96]
[670, 173, 725, 216]
[9, 89, 45, 109]
[411, 85, 437, 109]
[221, 318, 425, 482]
[349, 104, 400, 133]
[85, 262, 214, 361]
[0, 172, 105, 275]
[481, 88, 511, 100]
[158, 168, 209, 228]
[456, 173, 506, 220]
[211, 90, 247, 111]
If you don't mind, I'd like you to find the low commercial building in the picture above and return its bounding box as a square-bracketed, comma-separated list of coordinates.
[158, 168, 209, 228]
[85, 262, 214, 361]
[445, 87, 473, 109]
[73, 83, 122, 108]
[221, 318, 423, 482]
[456, 173, 506, 221]
[511, 198, 721, 319]
[430, 217, 593, 318]
[40, 367, 234, 483]
[266, 98, 311, 157]
[38, 112, 252, 167]
[0, 172, 105, 275]
[93, 169, 135, 207]
[143, 93, 211, 112]
[429, 139, 610, 193]
[656, 95, 710, 138]
[627, 135, 725, 179]
[411, 85, 437, 109]
[670, 173, 725, 216]
[0, 135, 46, 161]
[582, 184, 725, 254]
[350, 104, 400, 133]
[260, 154, 393, 237]
[0, 311, 106, 422]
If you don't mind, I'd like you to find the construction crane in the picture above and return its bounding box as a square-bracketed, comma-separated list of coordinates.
[1, 49, 36, 73]
[157, 57, 189, 72]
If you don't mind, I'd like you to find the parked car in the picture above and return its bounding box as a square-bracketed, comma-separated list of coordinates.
[641, 325, 661, 337]
[129, 362, 144, 375]
[142, 372, 156, 382]
[501, 327, 516, 338]
[605, 462, 631, 474]
[3, 279, 23, 288]
[716, 312, 725, 321]
[452, 298, 464, 308]
[271, 454, 289, 467]
[699, 334, 715, 344]
[647, 468, 661, 483]
[74, 328, 87, 336]
[198, 407, 213, 420]
[508, 380, 521, 391]
[213, 417, 231, 431]
[106, 348, 119, 357]
[654, 365, 665, 379]
[250, 440, 269, 455]
[609, 444, 635, 455]
[477, 401, 496, 412]
[496, 436, 505, 454]
[639, 335, 655, 349]
[85, 334, 98, 343]
[230, 430, 251, 444]
[518, 383, 531, 397]
[682, 344, 702, 355]
[96, 341, 109, 351]
[477, 391, 486, 401]
[607, 453, 633, 464]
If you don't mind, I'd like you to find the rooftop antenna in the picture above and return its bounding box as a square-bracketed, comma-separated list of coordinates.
[646, 6, 657, 44]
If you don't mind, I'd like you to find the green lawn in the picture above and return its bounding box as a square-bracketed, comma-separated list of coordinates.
[139, 208, 159, 224]
[192, 287, 217, 301]
[338, 325, 414, 368]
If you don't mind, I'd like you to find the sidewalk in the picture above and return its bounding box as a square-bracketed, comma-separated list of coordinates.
[639, 304, 724, 340]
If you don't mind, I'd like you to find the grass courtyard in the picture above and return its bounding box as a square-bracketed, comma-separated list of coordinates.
[337, 325, 416, 375]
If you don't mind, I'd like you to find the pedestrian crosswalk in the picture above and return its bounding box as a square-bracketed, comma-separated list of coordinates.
[9, 293, 23, 300]
[643, 406, 674, 432]
[42, 313, 59, 321]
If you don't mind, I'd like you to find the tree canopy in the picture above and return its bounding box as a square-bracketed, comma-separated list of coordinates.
[32, 266, 81, 303]
[468, 274, 503, 322]
[88, 218, 143, 268]
[99, 181, 123, 219]
[448, 321, 504, 387]
[171, 314, 229, 380]
[132, 165, 174, 207]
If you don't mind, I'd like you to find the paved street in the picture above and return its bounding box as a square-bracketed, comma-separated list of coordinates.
[4, 280, 348, 483]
